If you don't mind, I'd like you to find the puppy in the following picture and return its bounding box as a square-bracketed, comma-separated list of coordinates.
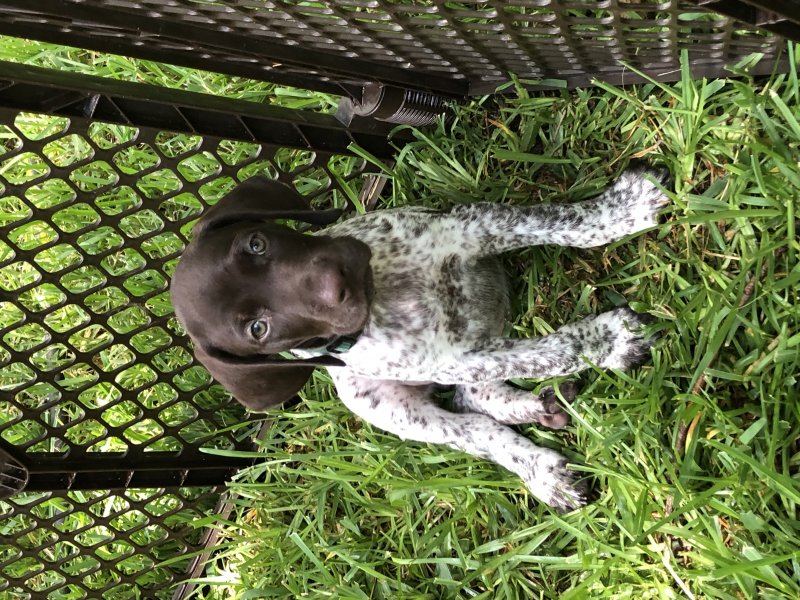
[171, 169, 668, 510]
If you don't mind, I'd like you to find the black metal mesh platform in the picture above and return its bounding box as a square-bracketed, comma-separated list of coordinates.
[0, 0, 796, 98]
[0, 61, 390, 598]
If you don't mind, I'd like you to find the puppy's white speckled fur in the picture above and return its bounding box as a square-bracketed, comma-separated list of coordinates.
[300, 165, 669, 511]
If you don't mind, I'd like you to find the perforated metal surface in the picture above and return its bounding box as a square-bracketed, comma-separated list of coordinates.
[0, 0, 794, 96]
[0, 68, 372, 597]
[0, 486, 219, 598]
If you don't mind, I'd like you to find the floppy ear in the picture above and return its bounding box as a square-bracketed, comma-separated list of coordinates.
[195, 177, 342, 236]
[193, 343, 317, 411]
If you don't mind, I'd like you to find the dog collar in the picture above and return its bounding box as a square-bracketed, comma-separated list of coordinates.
[325, 332, 361, 354]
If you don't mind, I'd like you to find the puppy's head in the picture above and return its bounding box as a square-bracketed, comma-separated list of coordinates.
[171, 177, 372, 410]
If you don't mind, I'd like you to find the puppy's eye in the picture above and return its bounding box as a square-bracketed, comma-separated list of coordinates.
[249, 320, 269, 339]
[248, 234, 267, 255]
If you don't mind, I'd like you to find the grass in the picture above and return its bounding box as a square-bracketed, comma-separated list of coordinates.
[0, 33, 798, 600]
[0, 36, 338, 112]
[193, 53, 799, 598]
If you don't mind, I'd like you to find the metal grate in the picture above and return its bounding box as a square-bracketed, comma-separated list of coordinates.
[0, 0, 795, 99]
[0, 62, 386, 598]
[1, 486, 219, 598]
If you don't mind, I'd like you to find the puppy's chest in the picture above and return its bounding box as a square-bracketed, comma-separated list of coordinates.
[327, 210, 509, 378]
[348, 251, 508, 379]
[335, 213, 490, 336]
[370, 253, 471, 337]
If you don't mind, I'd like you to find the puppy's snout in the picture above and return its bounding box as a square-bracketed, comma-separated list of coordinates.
[314, 262, 348, 306]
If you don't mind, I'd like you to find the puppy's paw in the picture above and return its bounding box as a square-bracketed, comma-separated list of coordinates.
[540, 380, 581, 403]
[594, 306, 657, 370]
[522, 450, 589, 512]
[604, 164, 671, 236]
[534, 381, 580, 429]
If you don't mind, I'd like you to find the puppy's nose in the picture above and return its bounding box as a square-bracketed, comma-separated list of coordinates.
[315, 264, 348, 306]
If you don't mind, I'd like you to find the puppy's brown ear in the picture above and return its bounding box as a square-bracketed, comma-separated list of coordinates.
[195, 177, 342, 236]
[193, 343, 316, 411]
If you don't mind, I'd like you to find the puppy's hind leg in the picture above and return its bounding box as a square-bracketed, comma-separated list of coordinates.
[333, 373, 588, 511]
[452, 381, 580, 428]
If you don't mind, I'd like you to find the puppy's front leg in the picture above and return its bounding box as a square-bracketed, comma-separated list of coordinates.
[449, 165, 670, 254]
[331, 372, 588, 511]
[440, 306, 655, 383]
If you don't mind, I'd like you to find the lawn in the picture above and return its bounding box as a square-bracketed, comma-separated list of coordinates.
[198, 52, 800, 599]
[1, 37, 798, 600]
